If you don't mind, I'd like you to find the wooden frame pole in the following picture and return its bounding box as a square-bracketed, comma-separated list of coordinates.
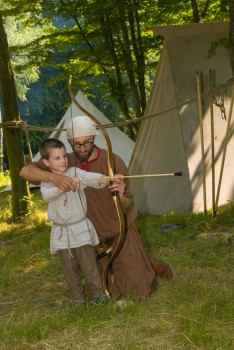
[196, 71, 207, 214]
[215, 82, 234, 214]
[209, 69, 216, 216]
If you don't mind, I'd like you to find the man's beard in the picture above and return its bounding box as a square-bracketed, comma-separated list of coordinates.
[73, 144, 94, 162]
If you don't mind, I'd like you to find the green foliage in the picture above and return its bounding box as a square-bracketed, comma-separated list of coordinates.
[206, 38, 230, 58]
[0, 195, 12, 222]
[4, 16, 40, 100]
[0, 188, 47, 223]
[0, 170, 10, 187]
[0, 0, 232, 145]
[19, 66, 69, 154]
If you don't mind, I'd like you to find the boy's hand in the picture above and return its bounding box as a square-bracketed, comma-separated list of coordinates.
[74, 178, 80, 189]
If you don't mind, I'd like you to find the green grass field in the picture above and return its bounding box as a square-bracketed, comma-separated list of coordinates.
[0, 184, 233, 350]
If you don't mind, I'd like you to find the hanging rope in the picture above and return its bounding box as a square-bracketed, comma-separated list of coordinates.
[0, 77, 233, 139]
[0, 120, 33, 161]
[21, 121, 33, 162]
[0, 75, 232, 168]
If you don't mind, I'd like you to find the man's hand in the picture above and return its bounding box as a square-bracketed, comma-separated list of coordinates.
[20, 163, 79, 192]
[109, 175, 126, 199]
[51, 173, 79, 192]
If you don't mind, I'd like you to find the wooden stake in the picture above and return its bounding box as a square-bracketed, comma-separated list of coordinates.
[209, 69, 216, 216]
[196, 71, 207, 214]
[215, 81, 234, 213]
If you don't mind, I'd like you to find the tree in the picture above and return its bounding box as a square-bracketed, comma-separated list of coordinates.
[0, 11, 30, 219]
[1, 0, 233, 220]
[5, 0, 163, 140]
[11, 0, 229, 139]
[4, 1, 230, 140]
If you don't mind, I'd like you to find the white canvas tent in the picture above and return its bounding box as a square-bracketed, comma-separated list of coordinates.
[2, 90, 135, 192]
[129, 22, 234, 214]
[33, 90, 135, 165]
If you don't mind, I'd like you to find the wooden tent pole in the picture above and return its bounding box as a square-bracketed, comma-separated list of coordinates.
[209, 69, 216, 216]
[196, 71, 207, 214]
[215, 82, 234, 214]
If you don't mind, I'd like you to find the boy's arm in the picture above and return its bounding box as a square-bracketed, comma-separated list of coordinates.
[20, 163, 55, 183]
[20, 163, 78, 192]
[41, 185, 63, 202]
[98, 176, 109, 186]
[73, 168, 108, 189]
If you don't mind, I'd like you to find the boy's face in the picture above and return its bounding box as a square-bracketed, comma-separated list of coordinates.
[43, 147, 68, 174]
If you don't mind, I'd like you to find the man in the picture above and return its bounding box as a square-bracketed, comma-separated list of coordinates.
[20, 116, 172, 300]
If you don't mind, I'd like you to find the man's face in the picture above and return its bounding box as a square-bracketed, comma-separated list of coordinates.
[69, 136, 95, 162]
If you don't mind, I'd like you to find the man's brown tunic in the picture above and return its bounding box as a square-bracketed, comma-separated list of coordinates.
[68, 147, 156, 299]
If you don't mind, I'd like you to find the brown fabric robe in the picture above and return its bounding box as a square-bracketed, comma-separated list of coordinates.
[67, 148, 156, 299]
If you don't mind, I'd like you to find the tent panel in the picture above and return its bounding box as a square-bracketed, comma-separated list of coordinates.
[3, 91, 135, 192]
[130, 22, 234, 214]
[34, 90, 135, 166]
[130, 45, 192, 214]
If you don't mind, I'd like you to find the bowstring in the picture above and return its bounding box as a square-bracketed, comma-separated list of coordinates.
[70, 95, 95, 247]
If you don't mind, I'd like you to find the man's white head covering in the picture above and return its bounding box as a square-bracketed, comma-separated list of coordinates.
[66, 116, 99, 139]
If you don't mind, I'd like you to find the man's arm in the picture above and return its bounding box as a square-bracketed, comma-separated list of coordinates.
[20, 163, 78, 192]
[20, 163, 55, 183]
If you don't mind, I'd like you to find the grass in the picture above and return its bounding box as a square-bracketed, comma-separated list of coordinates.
[0, 186, 233, 350]
[0, 171, 11, 189]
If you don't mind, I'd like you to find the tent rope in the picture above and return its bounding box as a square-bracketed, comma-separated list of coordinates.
[0, 120, 33, 161]
[21, 121, 33, 162]
[0, 77, 233, 135]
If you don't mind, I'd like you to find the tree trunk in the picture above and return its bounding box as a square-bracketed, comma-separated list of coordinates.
[0, 12, 30, 219]
[0, 111, 3, 172]
[229, 0, 234, 75]
[190, 0, 200, 23]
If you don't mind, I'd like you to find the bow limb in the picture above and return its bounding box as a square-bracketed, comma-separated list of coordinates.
[68, 76, 126, 297]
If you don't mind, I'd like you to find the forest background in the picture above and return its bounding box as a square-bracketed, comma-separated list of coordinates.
[0, 0, 234, 218]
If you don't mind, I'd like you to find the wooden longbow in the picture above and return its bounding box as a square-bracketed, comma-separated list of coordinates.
[68, 76, 126, 297]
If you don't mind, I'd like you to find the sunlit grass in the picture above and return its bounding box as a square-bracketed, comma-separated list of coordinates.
[0, 183, 233, 350]
[0, 186, 48, 224]
[0, 170, 11, 190]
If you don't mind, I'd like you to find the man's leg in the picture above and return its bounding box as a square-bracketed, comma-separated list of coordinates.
[150, 257, 173, 279]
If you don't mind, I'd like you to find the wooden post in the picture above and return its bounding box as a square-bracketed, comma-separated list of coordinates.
[209, 69, 216, 216]
[196, 71, 207, 214]
[0, 110, 3, 172]
[215, 82, 234, 212]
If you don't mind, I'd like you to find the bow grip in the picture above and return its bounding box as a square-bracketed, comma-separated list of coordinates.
[109, 180, 118, 197]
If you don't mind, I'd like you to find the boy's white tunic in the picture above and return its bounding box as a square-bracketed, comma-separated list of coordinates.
[40, 167, 105, 254]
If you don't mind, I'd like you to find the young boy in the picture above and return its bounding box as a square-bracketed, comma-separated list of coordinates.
[39, 138, 109, 306]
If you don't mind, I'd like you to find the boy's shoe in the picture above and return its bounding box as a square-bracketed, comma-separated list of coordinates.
[71, 298, 86, 308]
[115, 299, 134, 309]
[92, 292, 110, 304]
